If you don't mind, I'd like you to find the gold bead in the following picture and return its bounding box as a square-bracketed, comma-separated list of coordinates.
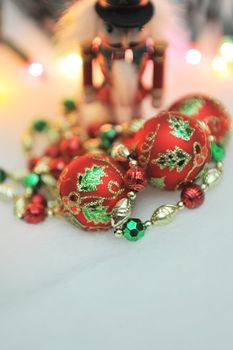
[127, 191, 137, 202]
[129, 159, 138, 168]
[208, 135, 215, 143]
[151, 205, 179, 225]
[114, 229, 123, 238]
[144, 220, 152, 229]
[201, 183, 209, 192]
[177, 201, 185, 210]
[216, 161, 224, 172]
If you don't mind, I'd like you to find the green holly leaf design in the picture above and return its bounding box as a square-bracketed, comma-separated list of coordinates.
[77, 165, 106, 192]
[83, 201, 111, 224]
[150, 177, 166, 189]
[169, 115, 194, 141]
[153, 146, 192, 173]
[178, 98, 203, 116]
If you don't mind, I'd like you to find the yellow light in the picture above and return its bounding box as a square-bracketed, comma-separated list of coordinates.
[220, 42, 233, 61]
[186, 48, 202, 65]
[0, 82, 9, 102]
[28, 62, 44, 77]
[212, 56, 228, 74]
[58, 53, 82, 79]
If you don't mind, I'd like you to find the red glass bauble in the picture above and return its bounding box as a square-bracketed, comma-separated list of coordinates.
[124, 166, 147, 192]
[50, 158, 67, 179]
[135, 111, 211, 191]
[58, 153, 127, 231]
[181, 183, 205, 209]
[24, 203, 47, 224]
[169, 94, 232, 145]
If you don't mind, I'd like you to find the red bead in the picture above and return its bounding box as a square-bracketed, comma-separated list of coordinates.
[50, 158, 67, 179]
[24, 203, 47, 224]
[44, 144, 60, 158]
[60, 136, 82, 158]
[181, 183, 204, 209]
[31, 193, 46, 206]
[28, 156, 40, 171]
[124, 166, 147, 192]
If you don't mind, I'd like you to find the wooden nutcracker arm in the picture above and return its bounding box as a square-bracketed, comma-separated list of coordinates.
[81, 42, 96, 102]
[150, 42, 167, 107]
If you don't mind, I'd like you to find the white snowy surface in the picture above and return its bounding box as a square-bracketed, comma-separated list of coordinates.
[0, 2, 233, 350]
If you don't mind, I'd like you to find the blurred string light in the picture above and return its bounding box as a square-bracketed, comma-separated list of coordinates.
[58, 52, 82, 79]
[212, 37, 233, 74]
[28, 62, 45, 78]
[186, 48, 202, 65]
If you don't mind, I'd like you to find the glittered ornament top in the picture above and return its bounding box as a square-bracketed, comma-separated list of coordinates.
[169, 94, 232, 146]
[58, 153, 127, 230]
[135, 111, 211, 190]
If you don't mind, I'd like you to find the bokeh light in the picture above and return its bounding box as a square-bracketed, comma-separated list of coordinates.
[186, 49, 202, 65]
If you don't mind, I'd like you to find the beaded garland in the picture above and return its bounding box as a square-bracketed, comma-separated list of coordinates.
[0, 96, 231, 241]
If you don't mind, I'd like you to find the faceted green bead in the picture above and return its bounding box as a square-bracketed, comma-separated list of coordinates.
[122, 218, 145, 241]
[33, 119, 49, 132]
[64, 99, 77, 111]
[0, 169, 7, 183]
[24, 173, 40, 188]
[211, 143, 225, 162]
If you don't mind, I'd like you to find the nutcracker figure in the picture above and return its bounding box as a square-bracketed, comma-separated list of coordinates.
[58, 0, 182, 123]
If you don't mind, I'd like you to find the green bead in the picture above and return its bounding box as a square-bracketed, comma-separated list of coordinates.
[64, 99, 77, 111]
[0, 169, 7, 183]
[211, 143, 225, 162]
[100, 125, 117, 149]
[24, 173, 40, 188]
[122, 218, 145, 241]
[33, 119, 49, 132]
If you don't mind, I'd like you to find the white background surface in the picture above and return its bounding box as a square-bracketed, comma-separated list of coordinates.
[0, 2, 233, 350]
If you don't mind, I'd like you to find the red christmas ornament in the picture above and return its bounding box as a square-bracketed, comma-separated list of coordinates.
[60, 136, 83, 158]
[169, 94, 232, 146]
[181, 183, 205, 209]
[24, 203, 47, 224]
[58, 153, 127, 231]
[124, 166, 147, 192]
[49, 158, 67, 179]
[135, 111, 211, 191]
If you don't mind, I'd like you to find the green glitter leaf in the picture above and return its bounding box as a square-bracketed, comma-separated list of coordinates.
[83, 201, 111, 224]
[77, 165, 106, 192]
[178, 98, 203, 116]
[153, 146, 192, 173]
[169, 115, 194, 141]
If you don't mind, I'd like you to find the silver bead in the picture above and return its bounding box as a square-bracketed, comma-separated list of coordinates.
[208, 135, 215, 143]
